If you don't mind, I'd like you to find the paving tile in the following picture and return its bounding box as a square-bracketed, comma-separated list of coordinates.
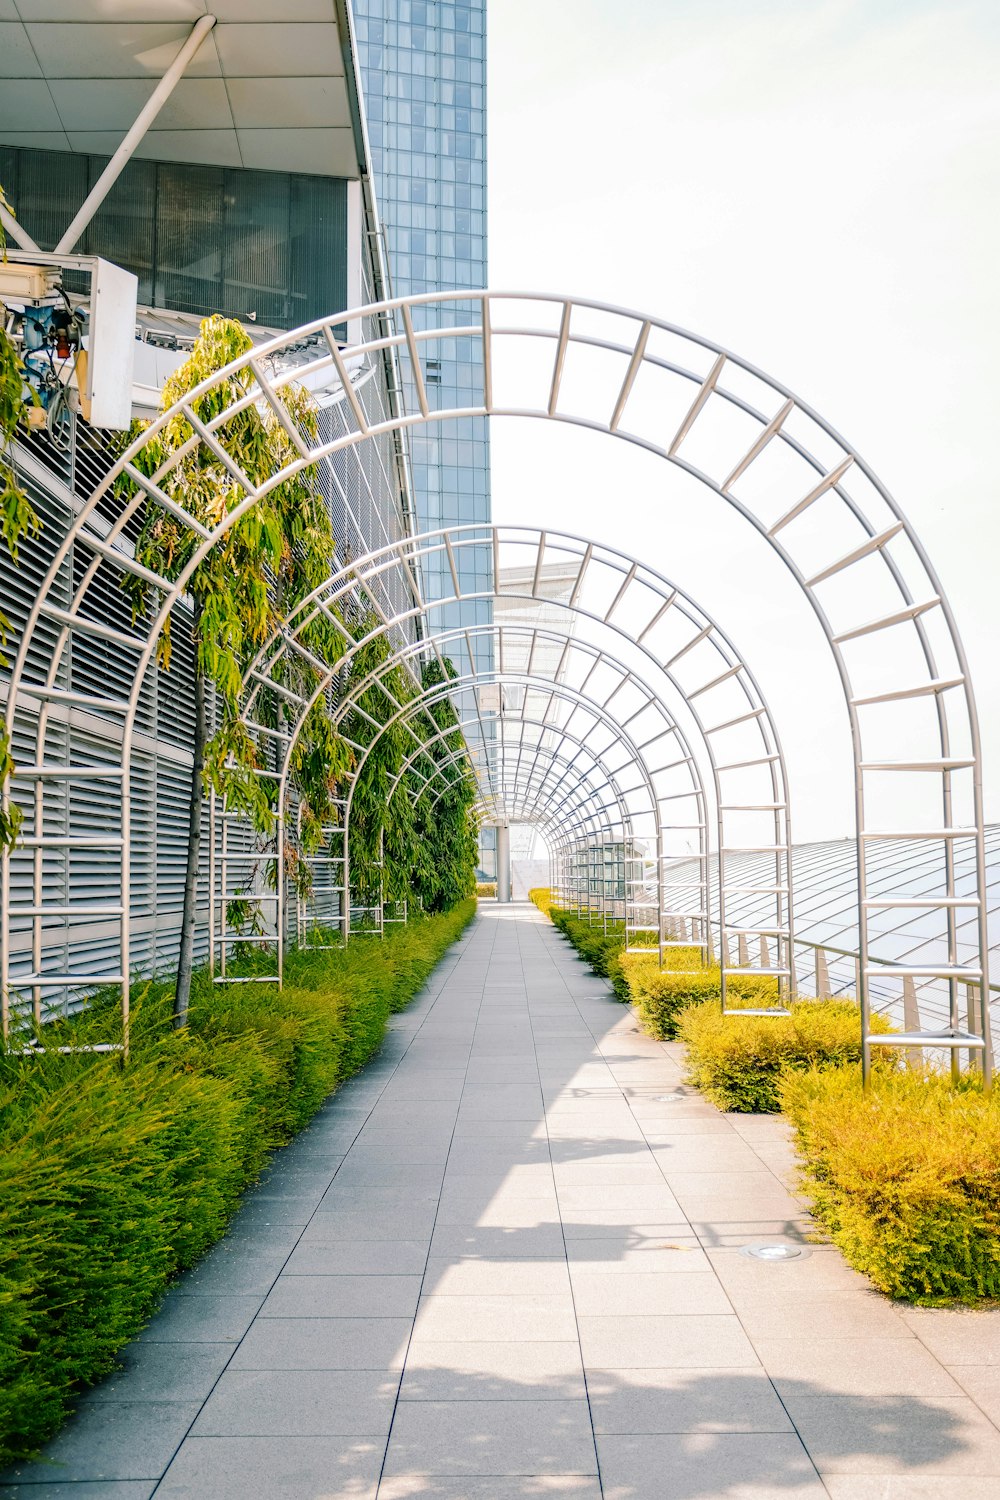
[587, 1366, 793, 1433]
[153, 1434, 385, 1499]
[399, 1340, 586, 1401]
[229, 1317, 411, 1370]
[260, 1274, 422, 1319]
[281, 1238, 429, 1276]
[136, 1294, 263, 1345]
[780, 1394, 1000, 1474]
[298, 1206, 439, 1242]
[577, 1313, 760, 1369]
[569, 1270, 732, 1315]
[0, 1401, 201, 1485]
[79, 1342, 236, 1404]
[736, 1293, 914, 1341]
[0, 1486, 157, 1498]
[900, 1308, 1000, 1365]
[381, 1399, 597, 1477]
[412, 1293, 578, 1343]
[949, 1364, 1000, 1424]
[191, 1368, 399, 1436]
[755, 1338, 964, 1398]
[376, 1478, 602, 1498]
[596, 1431, 826, 1498]
[822, 1479, 1000, 1498]
[428, 1223, 568, 1259]
[421, 1258, 571, 1296]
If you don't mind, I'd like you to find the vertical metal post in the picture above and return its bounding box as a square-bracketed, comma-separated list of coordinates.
[496, 822, 511, 903]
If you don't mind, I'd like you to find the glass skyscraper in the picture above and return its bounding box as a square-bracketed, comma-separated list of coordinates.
[354, 0, 492, 682]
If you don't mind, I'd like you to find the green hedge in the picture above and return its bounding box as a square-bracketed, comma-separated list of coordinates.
[617, 950, 778, 1038]
[781, 1067, 1000, 1303]
[0, 900, 474, 1467]
[678, 996, 896, 1113]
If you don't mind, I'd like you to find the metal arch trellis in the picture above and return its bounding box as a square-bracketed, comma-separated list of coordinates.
[327, 661, 688, 953]
[247, 528, 796, 1002]
[0, 289, 990, 1083]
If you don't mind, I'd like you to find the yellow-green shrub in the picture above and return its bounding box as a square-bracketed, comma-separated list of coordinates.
[476, 881, 497, 898]
[620, 950, 778, 1039]
[529, 887, 551, 915]
[781, 1067, 1000, 1303]
[679, 997, 896, 1112]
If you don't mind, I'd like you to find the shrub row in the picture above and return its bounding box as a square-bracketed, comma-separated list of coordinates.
[679, 998, 896, 1113]
[0, 900, 475, 1467]
[619, 950, 779, 1039]
[781, 1067, 1000, 1303]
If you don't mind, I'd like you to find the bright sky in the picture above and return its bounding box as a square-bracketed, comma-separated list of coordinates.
[487, 0, 1000, 841]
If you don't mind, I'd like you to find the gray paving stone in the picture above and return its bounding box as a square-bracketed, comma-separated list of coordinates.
[228, 1316, 411, 1370]
[0, 1402, 200, 1486]
[381, 1399, 597, 1477]
[398, 1340, 586, 1401]
[596, 1432, 826, 1498]
[153, 1434, 385, 1499]
[282, 1238, 429, 1276]
[780, 1394, 1000, 1475]
[577, 1313, 760, 1369]
[190, 1368, 399, 1436]
[586, 1366, 794, 1433]
[569, 1269, 732, 1316]
[0, 1485, 157, 1498]
[136, 1294, 263, 1345]
[376, 1478, 602, 1498]
[260, 1274, 422, 1319]
[755, 1339, 964, 1397]
[412, 1293, 579, 1344]
[79, 1343, 236, 1405]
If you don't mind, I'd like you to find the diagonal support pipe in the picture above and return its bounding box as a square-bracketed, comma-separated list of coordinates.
[55, 14, 217, 255]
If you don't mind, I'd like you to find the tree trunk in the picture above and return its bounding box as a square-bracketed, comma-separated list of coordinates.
[174, 599, 206, 1028]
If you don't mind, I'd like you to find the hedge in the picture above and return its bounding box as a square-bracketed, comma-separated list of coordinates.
[781, 1066, 1000, 1303]
[0, 899, 474, 1467]
[617, 950, 779, 1038]
[679, 996, 896, 1113]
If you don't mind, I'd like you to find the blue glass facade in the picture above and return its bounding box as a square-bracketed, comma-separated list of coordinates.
[354, 0, 492, 682]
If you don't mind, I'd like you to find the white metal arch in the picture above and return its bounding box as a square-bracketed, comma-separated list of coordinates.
[247, 531, 795, 999]
[0, 290, 989, 1079]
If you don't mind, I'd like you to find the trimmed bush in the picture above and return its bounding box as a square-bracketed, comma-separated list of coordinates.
[528, 887, 552, 915]
[476, 881, 497, 898]
[0, 899, 474, 1467]
[678, 997, 896, 1113]
[618, 950, 781, 1039]
[781, 1067, 1000, 1304]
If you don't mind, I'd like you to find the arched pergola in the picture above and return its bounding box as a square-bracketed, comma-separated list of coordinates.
[1, 291, 990, 1081]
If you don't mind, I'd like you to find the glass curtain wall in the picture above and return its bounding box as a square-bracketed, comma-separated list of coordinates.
[354, 0, 492, 685]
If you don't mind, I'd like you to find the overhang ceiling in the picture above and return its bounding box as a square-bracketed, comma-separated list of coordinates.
[0, 2, 364, 178]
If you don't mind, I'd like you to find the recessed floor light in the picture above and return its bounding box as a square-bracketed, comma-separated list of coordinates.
[740, 1243, 811, 1261]
[652, 1092, 687, 1102]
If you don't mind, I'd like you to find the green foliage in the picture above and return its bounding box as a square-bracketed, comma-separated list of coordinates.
[619, 950, 778, 1039]
[0, 182, 41, 853]
[476, 882, 497, 897]
[549, 906, 627, 979]
[780, 1066, 1000, 1304]
[0, 900, 474, 1467]
[679, 997, 896, 1113]
[528, 887, 552, 914]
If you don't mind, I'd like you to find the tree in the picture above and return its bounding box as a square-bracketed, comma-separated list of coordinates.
[121, 316, 345, 1025]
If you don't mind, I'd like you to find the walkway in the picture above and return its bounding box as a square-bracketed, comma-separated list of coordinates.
[6, 904, 1000, 1498]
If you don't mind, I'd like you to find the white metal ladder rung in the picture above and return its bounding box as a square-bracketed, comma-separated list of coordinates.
[719, 803, 785, 811]
[724, 926, 789, 937]
[860, 828, 973, 841]
[720, 845, 788, 855]
[863, 897, 979, 909]
[767, 455, 855, 536]
[860, 758, 974, 772]
[18, 683, 131, 714]
[852, 677, 964, 706]
[870, 1029, 985, 1050]
[724, 885, 790, 894]
[15, 764, 124, 780]
[39, 602, 147, 651]
[864, 965, 982, 979]
[832, 598, 941, 644]
[705, 707, 767, 734]
[724, 967, 791, 977]
[19, 972, 125, 985]
[805, 522, 905, 587]
[18, 836, 124, 849]
[11, 904, 124, 918]
[717, 754, 781, 771]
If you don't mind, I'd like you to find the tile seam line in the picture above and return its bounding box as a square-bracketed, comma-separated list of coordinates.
[531, 910, 607, 1496]
[146, 919, 478, 1495]
[373, 908, 495, 1496]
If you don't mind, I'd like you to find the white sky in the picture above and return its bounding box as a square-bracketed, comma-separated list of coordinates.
[487, 0, 1000, 841]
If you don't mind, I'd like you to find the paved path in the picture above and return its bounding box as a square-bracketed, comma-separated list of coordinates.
[6, 904, 1000, 1498]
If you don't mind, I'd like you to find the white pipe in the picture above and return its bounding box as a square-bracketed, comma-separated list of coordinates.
[1, 203, 40, 254]
[55, 15, 217, 255]
[496, 823, 512, 903]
